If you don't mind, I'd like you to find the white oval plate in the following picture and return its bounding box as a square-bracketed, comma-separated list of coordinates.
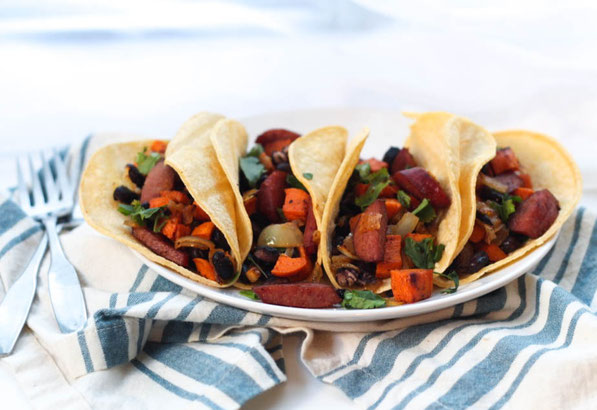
[133, 108, 559, 322]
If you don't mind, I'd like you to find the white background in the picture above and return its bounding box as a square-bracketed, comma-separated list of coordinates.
[1, 1, 597, 408]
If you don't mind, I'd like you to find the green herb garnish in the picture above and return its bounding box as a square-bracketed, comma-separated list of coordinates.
[397, 190, 411, 208]
[136, 148, 162, 175]
[435, 271, 459, 294]
[489, 194, 522, 223]
[286, 174, 307, 191]
[247, 254, 268, 278]
[239, 290, 260, 300]
[412, 198, 437, 223]
[246, 144, 264, 158]
[404, 237, 445, 269]
[355, 162, 371, 180]
[341, 290, 386, 309]
[355, 168, 390, 210]
[118, 200, 168, 232]
[303, 172, 313, 180]
[240, 157, 266, 188]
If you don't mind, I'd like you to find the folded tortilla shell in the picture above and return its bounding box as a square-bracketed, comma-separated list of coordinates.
[435, 129, 582, 288]
[80, 112, 243, 288]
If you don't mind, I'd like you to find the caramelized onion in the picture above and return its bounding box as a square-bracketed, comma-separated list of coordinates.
[257, 222, 304, 248]
[479, 173, 508, 193]
[337, 235, 359, 260]
[174, 236, 215, 251]
[388, 212, 419, 236]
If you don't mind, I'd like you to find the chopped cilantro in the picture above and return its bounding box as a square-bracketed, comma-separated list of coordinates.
[341, 290, 386, 309]
[239, 290, 259, 300]
[489, 194, 522, 223]
[303, 172, 313, 180]
[435, 271, 459, 294]
[397, 190, 411, 208]
[355, 168, 390, 210]
[246, 144, 264, 158]
[412, 198, 437, 223]
[403, 237, 445, 269]
[287, 174, 307, 191]
[240, 156, 266, 188]
[355, 162, 371, 180]
[118, 200, 168, 232]
[136, 148, 162, 175]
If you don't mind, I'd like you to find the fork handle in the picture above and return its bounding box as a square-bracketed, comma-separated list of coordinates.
[43, 215, 87, 333]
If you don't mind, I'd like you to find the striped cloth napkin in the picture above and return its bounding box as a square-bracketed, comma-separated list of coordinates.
[1, 137, 596, 409]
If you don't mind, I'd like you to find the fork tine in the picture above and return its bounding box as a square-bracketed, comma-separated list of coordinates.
[16, 157, 31, 209]
[52, 147, 71, 201]
[41, 150, 58, 203]
[28, 153, 45, 207]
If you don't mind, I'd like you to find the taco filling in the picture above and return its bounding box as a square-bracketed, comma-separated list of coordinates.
[328, 146, 452, 304]
[112, 140, 237, 284]
[449, 146, 560, 277]
[236, 129, 320, 286]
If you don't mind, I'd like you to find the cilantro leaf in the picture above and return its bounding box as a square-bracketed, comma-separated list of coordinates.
[246, 143, 264, 158]
[355, 168, 391, 210]
[240, 156, 266, 188]
[403, 237, 445, 269]
[303, 172, 313, 180]
[118, 200, 168, 232]
[136, 148, 162, 175]
[341, 290, 386, 309]
[435, 271, 459, 294]
[489, 194, 522, 223]
[397, 190, 411, 208]
[412, 198, 437, 223]
[287, 174, 307, 191]
[355, 162, 371, 180]
[239, 290, 259, 300]
[247, 254, 269, 279]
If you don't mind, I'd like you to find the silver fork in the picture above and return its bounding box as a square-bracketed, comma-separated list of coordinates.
[17, 149, 87, 333]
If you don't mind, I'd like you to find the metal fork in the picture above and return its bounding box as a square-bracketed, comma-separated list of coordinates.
[16, 149, 87, 333]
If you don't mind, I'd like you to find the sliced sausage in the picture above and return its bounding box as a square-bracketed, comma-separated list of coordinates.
[255, 129, 300, 145]
[254, 283, 341, 308]
[303, 200, 318, 255]
[392, 167, 451, 208]
[508, 189, 559, 239]
[353, 200, 387, 262]
[390, 147, 417, 174]
[132, 227, 189, 267]
[257, 170, 287, 223]
[140, 161, 176, 203]
[490, 147, 520, 175]
[492, 172, 523, 193]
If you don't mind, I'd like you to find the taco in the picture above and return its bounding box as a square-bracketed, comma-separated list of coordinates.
[320, 112, 472, 304]
[210, 123, 348, 295]
[437, 129, 582, 287]
[79, 112, 246, 287]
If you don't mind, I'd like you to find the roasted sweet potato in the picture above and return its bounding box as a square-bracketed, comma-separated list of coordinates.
[391, 269, 433, 304]
[282, 188, 311, 222]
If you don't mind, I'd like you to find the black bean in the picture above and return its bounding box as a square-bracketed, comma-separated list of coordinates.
[336, 268, 359, 287]
[478, 186, 504, 203]
[188, 248, 209, 260]
[253, 246, 280, 264]
[481, 163, 495, 176]
[476, 211, 493, 226]
[126, 164, 145, 188]
[461, 251, 490, 274]
[141, 202, 150, 209]
[500, 235, 526, 254]
[275, 162, 291, 172]
[212, 251, 235, 281]
[211, 228, 230, 251]
[382, 147, 400, 166]
[336, 289, 346, 299]
[239, 170, 250, 193]
[113, 185, 140, 204]
[453, 242, 474, 271]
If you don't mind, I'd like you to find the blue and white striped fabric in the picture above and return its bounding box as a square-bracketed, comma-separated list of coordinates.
[1, 137, 596, 409]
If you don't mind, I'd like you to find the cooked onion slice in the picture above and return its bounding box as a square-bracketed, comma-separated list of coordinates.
[175, 236, 215, 251]
[337, 235, 359, 260]
[479, 173, 508, 193]
[388, 212, 419, 236]
[257, 222, 304, 248]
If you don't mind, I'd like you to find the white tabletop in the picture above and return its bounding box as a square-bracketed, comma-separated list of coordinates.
[1, 2, 597, 408]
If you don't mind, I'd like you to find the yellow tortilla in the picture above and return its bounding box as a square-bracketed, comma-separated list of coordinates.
[436, 129, 582, 287]
[209, 119, 252, 262]
[80, 112, 244, 288]
[288, 125, 348, 270]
